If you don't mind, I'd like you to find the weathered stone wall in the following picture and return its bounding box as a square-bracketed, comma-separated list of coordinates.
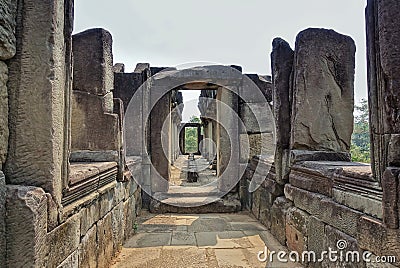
[239, 74, 274, 163]
[366, 0, 400, 231]
[291, 28, 355, 153]
[5, 167, 142, 267]
[71, 28, 120, 161]
[241, 25, 400, 267]
[245, 156, 400, 267]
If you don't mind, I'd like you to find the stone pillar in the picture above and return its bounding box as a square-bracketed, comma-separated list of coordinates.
[271, 38, 294, 184]
[133, 63, 152, 207]
[0, 49, 11, 266]
[71, 28, 120, 162]
[0, 62, 11, 172]
[6, 0, 72, 206]
[63, 0, 74, 193]
[0, 0, 17, 170]
[150, 91, 171, 192]
[217, 87, 240, 192]
[114, 71, 144, 157]
[366, 0, 400, 228]
[203, 121, 210, 159]
[290, 28, 355, 157]
[212, 119, 218, 169]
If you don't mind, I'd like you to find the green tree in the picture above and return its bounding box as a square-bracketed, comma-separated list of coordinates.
[184, 116, 201, 153]
[351, 99, 370, 163]
[189, 115, 201, 123]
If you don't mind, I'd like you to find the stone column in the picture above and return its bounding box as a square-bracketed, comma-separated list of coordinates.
[150, 90, 171, 192]
[115, 71, 144, 157]
[134, 63, 151, 207]
[206, 121, 212, 160]
[203, 121, 210, 159]
[6, 0, 72, 206]
[0, 0, 16, 170]
[366, 0, 400, 228]
[290, 28, 355, 159]
[217, 86, 240, 192]
[271, 38, 294, 184]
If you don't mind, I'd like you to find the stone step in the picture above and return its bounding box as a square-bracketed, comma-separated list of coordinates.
[149, 193, 241, 214]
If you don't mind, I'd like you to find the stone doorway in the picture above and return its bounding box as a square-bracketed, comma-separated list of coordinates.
[150, 86, 236, 211]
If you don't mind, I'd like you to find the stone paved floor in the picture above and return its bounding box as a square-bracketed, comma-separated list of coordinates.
[170, 155, 217, 187]
[111, 211, 302, 268]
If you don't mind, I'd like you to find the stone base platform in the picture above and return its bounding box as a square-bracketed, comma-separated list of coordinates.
[149, 192, 241, 214]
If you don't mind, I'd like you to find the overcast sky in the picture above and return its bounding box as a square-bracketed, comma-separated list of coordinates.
[74, 0, 368, 121]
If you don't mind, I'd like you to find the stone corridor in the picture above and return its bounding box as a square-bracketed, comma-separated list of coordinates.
[111, 211, 301, 268]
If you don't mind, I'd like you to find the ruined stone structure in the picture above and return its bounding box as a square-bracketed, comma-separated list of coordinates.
[1, 0, 400, 267]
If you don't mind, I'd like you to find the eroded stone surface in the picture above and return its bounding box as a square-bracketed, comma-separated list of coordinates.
[46, 213, 80, 267]
[291, 28, 355, 152]
[79, 225, 98, 268]
[270, 197, 293, 245]
[57, 250, 79, 268]
[73, 28, 113, 95]
[0, 61, 8, 169]
[97, 213, 114, 268]
[285, 184, 362, 237]
[5, 186, 48, 267]
[0, 172, 5, 266]
[271, 38, 294, 184]
[71, 91, 119, 152]
[367, 0, 400, 183]
[0, 0, 17, 60]
[240, 102, 274, 134]
[6, 0, 68, 204]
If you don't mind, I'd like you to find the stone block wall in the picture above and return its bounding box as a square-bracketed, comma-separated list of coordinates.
[245, 157, 399, 267]
[71, 28, 121, 162]
[0, 1, 145, 267]
[5, 175, 142, 267]
[244, 25, 400, 267]
[239, 74, 274, 163]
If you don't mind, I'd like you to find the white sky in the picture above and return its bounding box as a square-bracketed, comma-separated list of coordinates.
[74, 0, 368, 121]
